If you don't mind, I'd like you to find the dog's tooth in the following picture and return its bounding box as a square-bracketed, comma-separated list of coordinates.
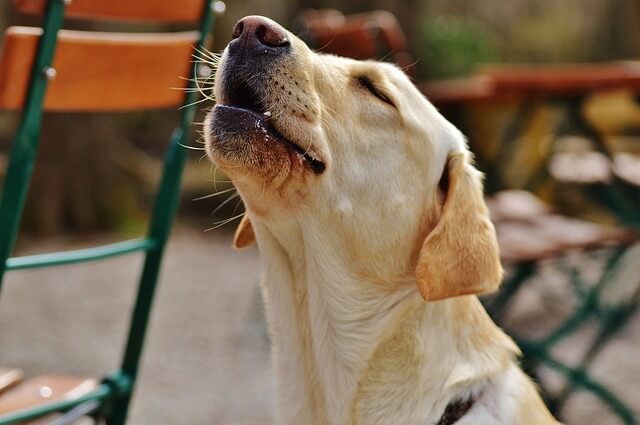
[306, 150, 321, 162]
[264, 111, 272, 117]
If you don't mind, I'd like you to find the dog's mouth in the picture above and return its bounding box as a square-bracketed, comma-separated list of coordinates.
[226, 79, 264, 114]
[216, 79, 325, 174]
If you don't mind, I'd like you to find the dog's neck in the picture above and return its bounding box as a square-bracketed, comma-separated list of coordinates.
[253, 217, 517, 425]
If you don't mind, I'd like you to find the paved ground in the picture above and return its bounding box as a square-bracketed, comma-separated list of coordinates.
[1, 225, 272, 425]
[1, 224, 639, 424]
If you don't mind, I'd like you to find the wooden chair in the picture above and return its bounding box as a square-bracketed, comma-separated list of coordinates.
[0, 0, 224, 424]
[295, 9, 415, 75]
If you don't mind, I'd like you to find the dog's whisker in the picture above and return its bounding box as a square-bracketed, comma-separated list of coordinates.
[204, 176, 234, 183]
[179, 75, 216, 84]
[178, 142, 205, 151]
[190, 53, 220, 65]
[194, 45, 222, 62]
[230, 196, 245, 217]
[178, 96, 211, 110]
[190, 60, 217, 70]
[191, 63, 217, 102]
[171, 87, 204, 93]
[193, 186, 237, 201]
[400, 58, 420, 74]
[204, 212, 245, 232]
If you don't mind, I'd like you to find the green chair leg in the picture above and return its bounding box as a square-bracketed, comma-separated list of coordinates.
[0, 0, 66, 295]
[103, 4, 218, 423]
[495, 247, 639, 424]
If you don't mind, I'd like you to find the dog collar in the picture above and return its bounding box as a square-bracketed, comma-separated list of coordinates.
[436, 396, 475, 425]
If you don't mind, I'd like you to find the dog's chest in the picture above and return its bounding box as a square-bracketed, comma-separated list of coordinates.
[263, 263, 425, 425]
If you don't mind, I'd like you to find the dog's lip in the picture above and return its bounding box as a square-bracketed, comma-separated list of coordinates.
[214, 104, 326, 174]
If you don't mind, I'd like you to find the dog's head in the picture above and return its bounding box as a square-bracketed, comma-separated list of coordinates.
[204, 16, 502, 301]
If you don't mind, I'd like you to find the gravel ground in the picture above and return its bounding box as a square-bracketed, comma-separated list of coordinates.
[1, 225, 638, 424]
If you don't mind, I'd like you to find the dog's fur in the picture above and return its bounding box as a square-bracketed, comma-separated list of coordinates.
[204, 16, 561, 425]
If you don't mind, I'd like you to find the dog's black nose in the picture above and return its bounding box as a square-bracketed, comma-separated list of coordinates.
[230, 15, 290, 53]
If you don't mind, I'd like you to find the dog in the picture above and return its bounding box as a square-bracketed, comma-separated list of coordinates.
[203, 15, 561, 425]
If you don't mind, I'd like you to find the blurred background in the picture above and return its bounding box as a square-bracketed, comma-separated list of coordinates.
[1, 1, 640, 424]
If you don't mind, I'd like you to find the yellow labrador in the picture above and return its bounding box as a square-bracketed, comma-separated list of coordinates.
[204, 15, 561, 425]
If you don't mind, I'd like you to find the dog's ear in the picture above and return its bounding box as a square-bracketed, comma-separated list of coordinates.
[233, 215, 256, 249]
[415, 152, 502, 301]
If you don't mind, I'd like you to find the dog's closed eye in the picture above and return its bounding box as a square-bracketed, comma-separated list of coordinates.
[356, 75, 396, 108]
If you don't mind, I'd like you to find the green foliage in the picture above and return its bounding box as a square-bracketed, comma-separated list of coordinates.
[418, 15, 496, 80]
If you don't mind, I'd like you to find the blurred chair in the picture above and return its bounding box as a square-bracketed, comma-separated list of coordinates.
[295, 9, 416, 75]
[0, 0, 224, 424]
[478, 66, 640, 423]
[299, 9, 640, 424]
[474, 64, 640, 210]
[485, 190, 639, 422]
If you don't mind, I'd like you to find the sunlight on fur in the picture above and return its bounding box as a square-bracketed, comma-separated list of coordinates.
[201, 15, 562, 425]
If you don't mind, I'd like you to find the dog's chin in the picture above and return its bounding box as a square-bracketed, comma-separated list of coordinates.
[206, 104, 326, 177]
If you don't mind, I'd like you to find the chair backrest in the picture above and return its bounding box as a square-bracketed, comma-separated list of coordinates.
[0, 1, 212, 111]
[296, 9, 415, 74]
[14, 0, 206, 23]
[0, 27, 199, 111]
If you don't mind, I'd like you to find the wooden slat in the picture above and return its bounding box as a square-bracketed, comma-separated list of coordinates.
[14, 0, 206, 23]
[0, 369, 23, 394]
[494, 214, 637, 262]
[483, 63, 640, 96]
[0, 27, 199, 111]
[420, 76, 498, 105]
[488, 191, 638, 262]
[0, 375, 96, 415]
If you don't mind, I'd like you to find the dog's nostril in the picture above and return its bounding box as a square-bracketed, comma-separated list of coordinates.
[231, 21, 244, 40]
[255, 23, 290, 48]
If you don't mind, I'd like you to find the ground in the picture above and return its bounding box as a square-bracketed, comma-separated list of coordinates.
[1, 225, 638, 424]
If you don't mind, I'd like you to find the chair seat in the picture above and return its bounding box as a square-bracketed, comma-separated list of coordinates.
[0, 369, 23, 395]
[0, 375, 96, 422]
[548, 151, 640, 186]
[488, 190, 638, 262]
[549, 151, 612, 184]
[613, 152, 640, 186]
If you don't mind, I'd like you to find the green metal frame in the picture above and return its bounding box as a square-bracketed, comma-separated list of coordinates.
[485, 246, 640, 425]
[0, 0, 219, 423]
[486, 246, 639, 424]
[471, 86, 640, 424]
